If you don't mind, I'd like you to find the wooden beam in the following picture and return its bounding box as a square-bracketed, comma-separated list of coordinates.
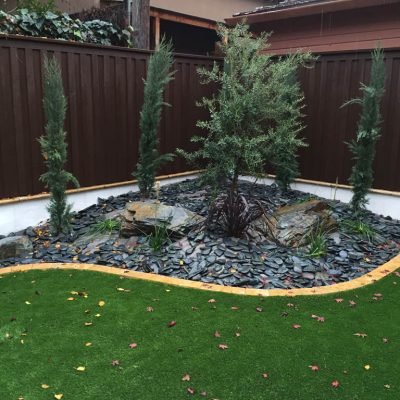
[155, 16, 160, 47]
[150, 8, 217, 31]
[131, 0, 150, 49]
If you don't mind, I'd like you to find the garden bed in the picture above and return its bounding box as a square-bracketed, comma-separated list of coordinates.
[1, 179, 399, 290]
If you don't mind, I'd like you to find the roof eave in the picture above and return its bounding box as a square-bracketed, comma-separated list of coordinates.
[225, 0, 400, 26]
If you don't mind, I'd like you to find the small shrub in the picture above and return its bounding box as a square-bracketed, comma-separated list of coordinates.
[0, 8, 132, 47]
[208, 191, 265, 238]
[135, 38, 175, 198]
[17, 0, 56, 14]
[90, 218, 121, 235]
[342, 48, 386, 214]
[342, 219, 376, 242]
[38, 57, 79, 235]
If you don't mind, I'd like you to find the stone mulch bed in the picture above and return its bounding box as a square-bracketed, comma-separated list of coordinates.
[1, 179, 399, 289]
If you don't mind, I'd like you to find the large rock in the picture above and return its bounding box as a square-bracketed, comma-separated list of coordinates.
[120, 201, 204, 238]
[0, 236, 33, 260]
[250, 200, 336, 247]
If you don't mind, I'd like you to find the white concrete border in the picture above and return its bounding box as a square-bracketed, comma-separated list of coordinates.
[1, 173, 399, 235]
[0, 174, 198, 235]
[242, 176, 400, 220]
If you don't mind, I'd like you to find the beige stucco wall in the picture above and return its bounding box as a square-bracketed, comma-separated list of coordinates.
[150, 0, 265, 22]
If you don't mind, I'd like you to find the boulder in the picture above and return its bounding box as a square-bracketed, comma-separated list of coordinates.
[0, 236, 33, 260]
[120, 201, 204, 238]
[250, 200, 336, 247]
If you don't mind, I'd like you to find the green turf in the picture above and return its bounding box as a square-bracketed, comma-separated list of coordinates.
[0, 269, 399, 400]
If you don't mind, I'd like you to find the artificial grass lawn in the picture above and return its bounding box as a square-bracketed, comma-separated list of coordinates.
[0, 269, 399, 400]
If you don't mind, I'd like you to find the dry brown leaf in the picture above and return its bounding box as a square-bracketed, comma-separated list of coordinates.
[218, 343, 229, 350]
[182, 374, 191, 382]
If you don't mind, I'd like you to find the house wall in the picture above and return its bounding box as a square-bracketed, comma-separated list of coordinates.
[247, 3, 400, 54]
[150, 0, 265, 22]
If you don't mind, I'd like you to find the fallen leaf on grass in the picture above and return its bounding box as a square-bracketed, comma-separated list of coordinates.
[231, 306, 240, 310]
[182, 374, 191, 382]
[111, 360, 120, 366]
[187, 387, 195, 395]
[256, 307, 263, 312]
[54, 394, 63, 400]
[85, 342, 92, 347]
[382, 337, 389, 343]
[214, 331, 221, 338]
[353, 332, 367, 338]
[25, 301, 31, 305]
[262, 373, 269, 379]
[287, 303, 295, 307]
[331, 380, 340, 388]
[384, 384, 391, 389]
[98, 300, 105, 307]
[334, 298, 344, 303]
[75, 366, 86, 372]
[67, 297, 75, 301]
[235, 332, 241, 337]
[116, 288, 130, 292]
[146, 306, 154, 312]
[208, 299, 216, 303]
[309, 365, 320, 371]
[218, 344, 229, 350]
[364, 365, 371, 370]
[349, 300, 357, 307]
[129, 343, 138, 349]
[200, 391, 207, 397]
[84, 322, 93, 327]
[292, 324, 301, 329]
[41, 384, 50, 389]
[167, 321, 177, 328]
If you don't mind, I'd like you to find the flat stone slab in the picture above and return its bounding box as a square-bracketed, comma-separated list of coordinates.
[251, 200, 337, 248]
[120, 201, 204, 238]
[0, 236, 33, 260]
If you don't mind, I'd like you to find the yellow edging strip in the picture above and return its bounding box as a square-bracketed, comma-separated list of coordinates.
[1, 254, 399, 297]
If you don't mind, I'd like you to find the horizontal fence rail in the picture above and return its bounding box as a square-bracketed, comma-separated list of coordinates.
[1, 35, 400, 199]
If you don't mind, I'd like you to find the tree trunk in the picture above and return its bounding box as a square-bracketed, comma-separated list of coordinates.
[130, 0, 150, 49]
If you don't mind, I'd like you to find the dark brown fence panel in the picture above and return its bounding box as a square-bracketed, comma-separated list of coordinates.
[1, 37, 400, 199]
[0, 36, 216, 199]
[298, 50, 400, 192]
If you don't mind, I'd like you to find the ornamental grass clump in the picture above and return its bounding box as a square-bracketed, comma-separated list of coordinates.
[342, 48, 386, 214]
[135, 38, 175, 198]
[38, 57, 79, 235]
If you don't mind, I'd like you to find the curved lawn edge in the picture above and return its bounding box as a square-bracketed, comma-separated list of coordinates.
[2, 254, 400, 297]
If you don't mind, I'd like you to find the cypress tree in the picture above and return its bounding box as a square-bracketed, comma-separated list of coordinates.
[270, 65, 307, 190]
[38, 57, 79, 235]
[343, 48, 386, 214]
[135, 38, 175, 198]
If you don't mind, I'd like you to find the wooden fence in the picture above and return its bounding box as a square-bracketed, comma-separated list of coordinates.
[298, 50, 400, 192]
[1, 35, 400, 199]
[0, 35, 217, 199]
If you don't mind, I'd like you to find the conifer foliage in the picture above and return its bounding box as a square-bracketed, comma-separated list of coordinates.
[135, 38, 175, 198]
[343, 48, 386, 214]
[38, 57, 79, 235]
[178, 24, 311, 194]
[269, 67, 307, 190]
